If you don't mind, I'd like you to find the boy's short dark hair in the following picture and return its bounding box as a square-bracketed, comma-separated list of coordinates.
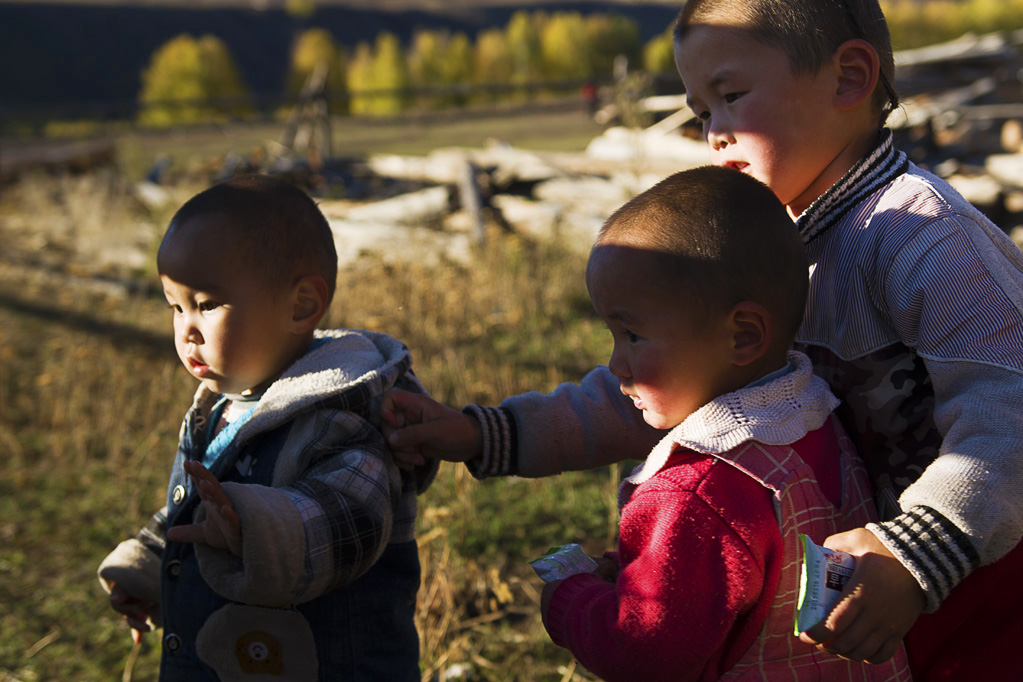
[164, 174, 338, 302]
[598, 165, 808, 345]
[674, 0, 898, 125]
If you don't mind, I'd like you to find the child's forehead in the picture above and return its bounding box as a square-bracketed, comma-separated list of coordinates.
[588, 242, 681, 293]
[170, 211, 242, 242]
[676, 22, 787, 70]
[159, 269, 227, 299]
[676, 25, 807, 101]
[159, 219, 243, 279]
[161, 212, 245, 259]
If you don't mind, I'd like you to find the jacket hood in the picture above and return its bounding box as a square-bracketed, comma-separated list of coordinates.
[190, 328, 419, 448]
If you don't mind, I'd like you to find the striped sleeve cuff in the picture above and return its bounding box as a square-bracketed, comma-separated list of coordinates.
[867, 505, 981, 612]
[461, 405, 517, 479]
[135, 507, 168, 558]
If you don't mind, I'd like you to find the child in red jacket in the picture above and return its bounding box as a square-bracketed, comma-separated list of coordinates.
[388, 167, 911, 681]
[539, 167, 910, 681]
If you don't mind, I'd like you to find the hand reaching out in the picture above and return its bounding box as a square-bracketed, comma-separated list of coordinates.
[380, 389, 483, 468]
[166, 460, 243, 557]
[798, 527, 925, 664]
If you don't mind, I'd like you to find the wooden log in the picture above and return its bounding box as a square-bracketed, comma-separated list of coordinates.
[335, 185, 453, 226]
[894, 31, 1017, 71]
[888, 76, 999, 129]
[367, 145, 565, 187]
[987, 154, 1023, 190]
[327, 220, 471, 267]
[1, 139, 116, 183]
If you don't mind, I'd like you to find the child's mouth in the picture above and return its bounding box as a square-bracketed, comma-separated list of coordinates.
[620, 386, 644, 410]
[188, 357, 210, 377]
[725, 160, 750, 173]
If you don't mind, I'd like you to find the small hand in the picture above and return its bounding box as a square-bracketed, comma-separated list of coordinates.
[540, 578, 564, 628]
[592, 553, 620, 582]
[108, 583, 154, 642]
[380, 389, 483, 467]
[166, 460, 243, 556]
[798, 527, 924, 663]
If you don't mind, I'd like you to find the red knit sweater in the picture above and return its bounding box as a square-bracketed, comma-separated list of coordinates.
[544, 427, 840, 681]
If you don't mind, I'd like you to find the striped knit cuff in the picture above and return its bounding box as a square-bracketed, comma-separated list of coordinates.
[866, 505, 980, 612]
[135, 507, 168, 558]
[461, 405, 517, 479]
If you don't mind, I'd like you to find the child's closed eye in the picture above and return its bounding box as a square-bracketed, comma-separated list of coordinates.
[602, 323, 642, 344]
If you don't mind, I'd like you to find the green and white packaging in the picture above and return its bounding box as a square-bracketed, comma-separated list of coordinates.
[529, 543, 599, 583]
[794, 534, 856, 635]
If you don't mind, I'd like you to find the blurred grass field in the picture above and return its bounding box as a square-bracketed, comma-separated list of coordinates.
[0, 108, 634, 682]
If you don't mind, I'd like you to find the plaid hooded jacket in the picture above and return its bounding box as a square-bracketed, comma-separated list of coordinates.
[99, 328, 435, 681]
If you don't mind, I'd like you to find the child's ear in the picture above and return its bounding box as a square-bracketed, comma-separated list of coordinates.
[728, 301, 771, 367]
[833, 38, 880, 110]
[290, 275, 329, 333]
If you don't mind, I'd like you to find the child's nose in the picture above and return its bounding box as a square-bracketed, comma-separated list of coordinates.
[708, 130, 729, 151]
[608, 349, 630, 380]
[179, 317, 202, 345]
[706, 120, 733, 151]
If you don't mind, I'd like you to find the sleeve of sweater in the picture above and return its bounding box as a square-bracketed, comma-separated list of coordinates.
[543, 465, 776, 682]
[867, 213, 1023, 610]
[97, 507, 168, 627]
[465, 365, 663, 479]
[194, 412, 401, 606]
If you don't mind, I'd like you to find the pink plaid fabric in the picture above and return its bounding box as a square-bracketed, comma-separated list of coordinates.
[718, 414, 912, 681]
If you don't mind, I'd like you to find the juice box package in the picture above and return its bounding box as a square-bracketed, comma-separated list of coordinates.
[794, 534, 856, 634]
[530, 543, 599, 583]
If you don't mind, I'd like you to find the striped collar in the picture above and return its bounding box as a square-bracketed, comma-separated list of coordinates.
[796, 129, 909, 244]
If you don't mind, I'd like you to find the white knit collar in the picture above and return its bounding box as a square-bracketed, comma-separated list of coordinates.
[625, 351, 838, 487]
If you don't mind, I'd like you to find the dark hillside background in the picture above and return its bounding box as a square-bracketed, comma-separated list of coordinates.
[0, 1, 678, 119]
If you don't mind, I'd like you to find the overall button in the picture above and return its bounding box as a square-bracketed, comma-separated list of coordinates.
[172, 485, 187, 505]
[164, 633, 182, 653]
[165, 560, 182, 578]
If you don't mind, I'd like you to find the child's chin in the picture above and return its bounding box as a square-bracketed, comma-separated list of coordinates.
[200, 378, 232, 394]
[642, 413, 675, 430]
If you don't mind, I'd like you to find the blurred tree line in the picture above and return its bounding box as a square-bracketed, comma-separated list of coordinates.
[138, 9, 678, 126]
[136, 0, 1023, 128]
[880, 0, 1023, 49]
